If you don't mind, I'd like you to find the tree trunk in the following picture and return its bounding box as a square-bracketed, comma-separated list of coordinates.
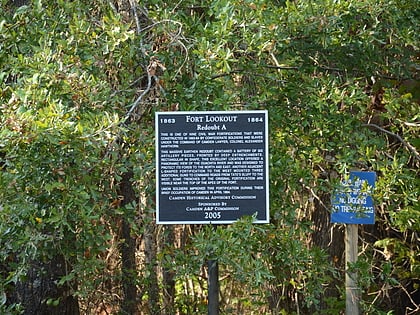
[144, 222, 160, 314]
[15, 255, 79, 315]
[310, 191, 344, 310]
[118, 170, 138, 315]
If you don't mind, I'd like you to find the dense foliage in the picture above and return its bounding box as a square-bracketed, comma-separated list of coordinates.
[0, 0, 419, 314]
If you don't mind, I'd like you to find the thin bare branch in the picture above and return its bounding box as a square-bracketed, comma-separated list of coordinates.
[404, 121, 420, 127]
[123, 68, 152, 124]
[363, 123, 420, 162]
[129, 0, 142, 35]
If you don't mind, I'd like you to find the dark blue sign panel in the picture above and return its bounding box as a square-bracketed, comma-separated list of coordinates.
[156, 110, 269, 224]
[331, 171, 376, 224]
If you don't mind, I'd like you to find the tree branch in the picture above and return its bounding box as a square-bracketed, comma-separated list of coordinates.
[123, 1, 154, 124]
[123, 70, 152, 124]
[129, 0, 142, 35]
[363, 123, 420, 162]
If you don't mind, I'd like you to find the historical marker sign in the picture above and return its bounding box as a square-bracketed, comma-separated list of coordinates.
[331, 171, 376, 224]
[156, 110, 269, 224]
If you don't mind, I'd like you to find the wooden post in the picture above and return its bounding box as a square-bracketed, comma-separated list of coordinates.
[208, 259, 219, 315]
[345, 224, 359, 315]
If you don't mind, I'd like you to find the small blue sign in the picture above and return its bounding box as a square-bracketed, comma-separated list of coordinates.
[331, 171, 376, 224]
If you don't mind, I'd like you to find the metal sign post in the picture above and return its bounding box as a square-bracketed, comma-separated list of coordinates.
[208, 259, 219, 315]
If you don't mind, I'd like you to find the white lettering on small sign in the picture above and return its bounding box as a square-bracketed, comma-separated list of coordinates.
[331, 171, 376, 224]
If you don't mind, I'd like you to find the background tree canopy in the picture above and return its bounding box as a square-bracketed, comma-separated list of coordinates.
[0, 0, 419, 314]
